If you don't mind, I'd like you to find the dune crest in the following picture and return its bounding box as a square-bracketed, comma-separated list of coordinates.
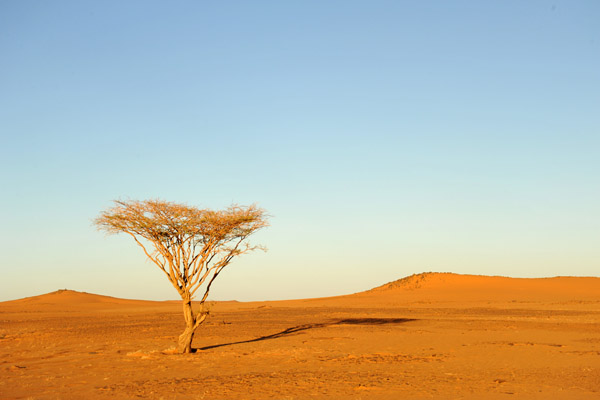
[13, 289, 130, 304]
[1, 289, 166, 311]
[3, 272, 600, 309]
[362, 272, 600, 303]
[371, 272, 600, 291]
[370, 272, 449, 291]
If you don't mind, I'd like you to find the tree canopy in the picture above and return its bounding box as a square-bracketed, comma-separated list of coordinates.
[95, 199, 268, 352]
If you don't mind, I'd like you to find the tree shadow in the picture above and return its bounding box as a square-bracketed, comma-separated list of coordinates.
[197, 317, 416, 351]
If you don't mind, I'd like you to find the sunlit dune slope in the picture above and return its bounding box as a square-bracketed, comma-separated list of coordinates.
[371, 272, 599, 292]
[352, 272, 600, 304]
[3, 273, 600, 311]
[0, 289, 170, 311]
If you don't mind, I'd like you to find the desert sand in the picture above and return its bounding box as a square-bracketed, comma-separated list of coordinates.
[1, 272, 599, 399]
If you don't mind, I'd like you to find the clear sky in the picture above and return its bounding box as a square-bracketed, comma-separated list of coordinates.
[1, 1, 598, 302]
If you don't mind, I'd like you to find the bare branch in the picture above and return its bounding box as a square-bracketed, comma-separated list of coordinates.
[94, 199, 269, 353]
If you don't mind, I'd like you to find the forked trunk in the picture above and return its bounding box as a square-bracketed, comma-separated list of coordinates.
[177, 298, 208, 353]
[178, 299, 196, 353]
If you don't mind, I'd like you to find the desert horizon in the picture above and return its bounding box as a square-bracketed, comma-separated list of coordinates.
[2, 272, 599, 399]
[4, 271, 600, 304]
[3, 2, 598, 399]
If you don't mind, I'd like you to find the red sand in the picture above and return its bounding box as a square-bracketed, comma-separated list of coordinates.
[1, 273, 599, 399]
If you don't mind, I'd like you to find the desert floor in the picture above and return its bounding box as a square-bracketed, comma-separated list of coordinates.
[1, 273, 599, 399]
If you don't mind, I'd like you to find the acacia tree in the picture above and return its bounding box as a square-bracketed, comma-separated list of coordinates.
[94, 199, 268, 353]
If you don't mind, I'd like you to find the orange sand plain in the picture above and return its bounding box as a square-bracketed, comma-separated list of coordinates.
[1, 272, 599, 399]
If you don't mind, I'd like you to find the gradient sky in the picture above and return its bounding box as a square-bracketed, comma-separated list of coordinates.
[1, 1, 598, 302]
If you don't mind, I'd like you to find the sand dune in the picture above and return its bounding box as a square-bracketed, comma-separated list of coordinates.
[1, 272, 599, 399]
[373, 272, 600, 291]
[1, 289, 170, 312]
[6, 272, 600, 308]
[363, 272, 600, 301]
[8, 289, 142, 305]
[289, 272, 600, 310]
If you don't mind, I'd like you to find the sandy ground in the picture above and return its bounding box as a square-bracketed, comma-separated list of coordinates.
[1, 273, 599, 399]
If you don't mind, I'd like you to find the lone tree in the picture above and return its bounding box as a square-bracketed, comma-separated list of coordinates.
[94, 199, 268, 353]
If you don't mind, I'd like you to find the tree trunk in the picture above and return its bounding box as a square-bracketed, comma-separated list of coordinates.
[177, 298, 208, 353]
[178, 325, 195, 353]
[178, 299, 196, 353]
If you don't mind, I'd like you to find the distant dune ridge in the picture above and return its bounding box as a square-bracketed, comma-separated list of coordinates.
[16, 289, 129, 304]
[363, 272, 600, 303]
[371, 272, 600, 291]
[2, 273, 600, 308]
[1, 289, 162, 311]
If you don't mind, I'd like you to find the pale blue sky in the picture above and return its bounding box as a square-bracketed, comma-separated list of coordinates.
[1, 1, 598, 301]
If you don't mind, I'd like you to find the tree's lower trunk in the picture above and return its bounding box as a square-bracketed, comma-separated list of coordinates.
[178, 299, 196, 353]
[177, 298, 208, 354]
[178, 325, 195, 353]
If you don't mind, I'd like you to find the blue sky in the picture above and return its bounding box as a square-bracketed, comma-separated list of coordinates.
[1, 1, 598, 301]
